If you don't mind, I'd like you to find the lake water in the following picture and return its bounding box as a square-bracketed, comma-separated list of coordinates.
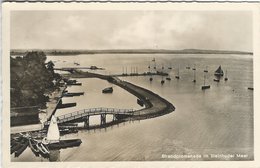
[12, 54, 253, 161]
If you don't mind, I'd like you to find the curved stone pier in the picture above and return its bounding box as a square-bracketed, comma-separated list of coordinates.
[64, 71, 175, 120]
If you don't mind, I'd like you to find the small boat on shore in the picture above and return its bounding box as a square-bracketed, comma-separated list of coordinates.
[214, 65, 224, 77]
[102, 87, 113, 93]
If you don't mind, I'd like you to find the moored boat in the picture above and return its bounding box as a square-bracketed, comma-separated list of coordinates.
[102, 87, 113, 93]
[14, 139, 29, 157]
[37, 142, 50, 157]
[166, 77, 171, 81]
[48, 139, 82, 150]
[224, 70, 228, 81]
[161, 80, 165, 84]
[214, 65, 224, 76]
[202, 73, 210, 90]
[29, 138, 40, 156]
[202, 85, 211, 90]
[213, 79, 220, 82]
[175, 65, 180, 79]
[137, 99, 144, 107]
[204, 66, 208, 73]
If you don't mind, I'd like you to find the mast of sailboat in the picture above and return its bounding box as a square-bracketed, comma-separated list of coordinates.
[162, 64, 164, 80]
[225, 69, 228, 81]
[178, 65, 180, 76]
[161, 64, 165, 84]
[204, 73, 206, 86]
[149, 60, 153, 81]
[193, 64, 196, 82]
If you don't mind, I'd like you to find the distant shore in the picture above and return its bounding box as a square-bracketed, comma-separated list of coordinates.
[10, 48, 253, 56]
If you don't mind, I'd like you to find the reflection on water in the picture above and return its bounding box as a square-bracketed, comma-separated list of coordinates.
[12, 54, 253, 161]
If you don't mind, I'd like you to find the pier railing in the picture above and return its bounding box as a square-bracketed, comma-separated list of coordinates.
[45, 107, 134, 125]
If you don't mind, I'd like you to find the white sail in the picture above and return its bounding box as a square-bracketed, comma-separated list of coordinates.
[47, 116, 60, 142]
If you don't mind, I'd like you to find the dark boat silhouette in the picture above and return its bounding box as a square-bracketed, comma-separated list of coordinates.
[175, 65, 180, 79]
[213, 79, 220, 82]
[214, 65, 224, 76]
[148, 63, 153, 81]
[137, 99, 144, 106]
[204, 66, 208, 73]
[47, 139, 82, 150]
[166, 77, 171, 81]
[161, 80, 165, 84]
[192, 64, 196, 83]
[102, 87, 113, 93]
[248, 87, 254, 90]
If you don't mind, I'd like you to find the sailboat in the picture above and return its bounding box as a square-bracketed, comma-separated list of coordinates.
[175, 65, 180, 79]
[148, 63, 153, 81]
[168, 63, 172, 70]
[224, 70, 228, 81]
[161, 64, 165, 84]
[204, 66, 208, 73]
[202, 72, 210, 90]
[43, 116, 60, 144]
[192, 64, 196, 82]
[214, 65, 224, 77]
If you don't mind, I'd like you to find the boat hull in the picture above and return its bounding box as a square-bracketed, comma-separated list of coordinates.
[48, 139, 82, 150]
[202, 85, 210, 90]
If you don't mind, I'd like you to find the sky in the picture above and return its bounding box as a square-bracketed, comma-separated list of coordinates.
[11, 10, 253, 52]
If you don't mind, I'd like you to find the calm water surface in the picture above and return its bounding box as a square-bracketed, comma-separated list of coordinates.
[12, 54, 253, 161]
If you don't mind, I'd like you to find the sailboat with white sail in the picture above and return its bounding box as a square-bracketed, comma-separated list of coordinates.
[43, 115, 60, 144]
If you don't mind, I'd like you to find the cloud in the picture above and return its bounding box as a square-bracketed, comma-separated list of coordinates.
[11, 11, 252, 52]
[108, 12, 207, 49]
